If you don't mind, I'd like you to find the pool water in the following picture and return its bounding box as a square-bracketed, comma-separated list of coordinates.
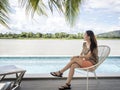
[0, 57, 120, 74]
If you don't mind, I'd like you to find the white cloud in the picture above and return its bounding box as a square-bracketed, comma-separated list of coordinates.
[83, 0, 120, 13]
[76, 21, 120, 34]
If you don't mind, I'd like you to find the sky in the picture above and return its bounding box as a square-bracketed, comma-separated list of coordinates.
[0, 0, 120, 34]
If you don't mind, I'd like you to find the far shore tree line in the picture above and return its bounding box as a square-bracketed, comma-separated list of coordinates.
[0, 32, 84, 39]
[0, 32, 119, 39]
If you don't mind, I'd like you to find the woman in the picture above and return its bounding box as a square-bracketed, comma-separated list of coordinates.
[50, 30, 98, 90]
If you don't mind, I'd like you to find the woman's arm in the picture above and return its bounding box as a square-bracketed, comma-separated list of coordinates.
[72, 55, 80, 58]
[80, 42, 86, 56]
[79, 51, 92, 59]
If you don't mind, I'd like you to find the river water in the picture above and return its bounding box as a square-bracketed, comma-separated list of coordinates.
[0, 39, 120, 56]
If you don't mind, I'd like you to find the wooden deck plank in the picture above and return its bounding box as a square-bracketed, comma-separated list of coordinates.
[17, 78, 120, 90]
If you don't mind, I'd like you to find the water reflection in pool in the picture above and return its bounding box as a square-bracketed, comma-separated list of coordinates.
[0, 56, 120, 74]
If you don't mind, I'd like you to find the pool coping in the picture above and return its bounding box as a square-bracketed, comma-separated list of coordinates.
[25, 73, 120, 77]
[4, 73, 120, 80]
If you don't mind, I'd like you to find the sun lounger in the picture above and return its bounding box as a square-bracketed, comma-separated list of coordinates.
[0, 65, 26, 90]
[0, 82, 11, 90]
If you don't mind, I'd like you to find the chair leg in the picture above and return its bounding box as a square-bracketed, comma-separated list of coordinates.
[86, 70, 89, 90]
[93, 71, 97, 80]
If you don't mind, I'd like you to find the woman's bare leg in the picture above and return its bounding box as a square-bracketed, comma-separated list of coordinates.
[66, 63, 80, 84]
[71, 56, 79, 61]
[51, 57, 82, 76]
[58, 63, 80, 89]
[60, 57, 83, 73]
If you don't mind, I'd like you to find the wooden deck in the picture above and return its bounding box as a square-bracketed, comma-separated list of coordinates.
[16, 78, 120, 90]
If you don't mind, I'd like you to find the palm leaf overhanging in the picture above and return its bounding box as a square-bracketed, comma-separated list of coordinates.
[19, 0, 47, 18]
[0, 0, 11, 28]
[64, 0, 82, 26]
[48, 0, 64, 13]
[0, 0, 82, 28]
[20, 0, 82, 27]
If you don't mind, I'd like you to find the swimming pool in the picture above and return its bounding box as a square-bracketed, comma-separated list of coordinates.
[0, 56, 120, 74]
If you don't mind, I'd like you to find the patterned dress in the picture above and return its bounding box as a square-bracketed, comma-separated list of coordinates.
[81, 42, 98, 65]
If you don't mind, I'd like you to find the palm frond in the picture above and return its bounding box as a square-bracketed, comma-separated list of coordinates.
[19, 0, 83, 27]
[48, 0, 82, 27]
[48, 0, 63, 13]
[64, 0, 82, 27]
[19, 0, 47, 18]
[0, 0, 11, 28]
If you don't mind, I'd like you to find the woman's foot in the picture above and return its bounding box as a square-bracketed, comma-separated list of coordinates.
[50, 71, 63, 77]
[58, 83, 71, 90]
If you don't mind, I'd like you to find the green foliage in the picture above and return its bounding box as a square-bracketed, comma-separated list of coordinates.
[1, 31, 120, 39]
[0, 0, 83, 28]
[0, 0, 11, 28]
[19, 0, 82, 27]
[0, 32, 84, 39]
[64, 0, 82, 26]
[19, 0, 47, 17]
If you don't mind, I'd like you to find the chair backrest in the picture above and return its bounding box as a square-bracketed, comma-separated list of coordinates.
[95, 45, 110, 69]
[76, 45, 110, 72]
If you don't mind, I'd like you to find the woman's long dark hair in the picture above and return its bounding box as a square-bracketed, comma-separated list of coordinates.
[86, 30, 97, 54]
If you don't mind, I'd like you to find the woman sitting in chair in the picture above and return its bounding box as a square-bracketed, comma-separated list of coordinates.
[50, 30, 98, 90]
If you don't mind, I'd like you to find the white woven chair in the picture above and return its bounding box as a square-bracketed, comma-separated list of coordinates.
[76, 45, 110, 90]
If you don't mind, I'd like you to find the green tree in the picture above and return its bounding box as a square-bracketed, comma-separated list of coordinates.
[0, 33, 3, 37]
[12, 33, 19, 38]
[59, 32, 69, 38]
[20, 32, 27, 38]
[27, 32, 34, 38]
[68, 34, 77, 39]
[77, 33, 83, 39]
[55, 33, 60, 38]
[3, 33, 8, 38]
[36, 32, 42, 38]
